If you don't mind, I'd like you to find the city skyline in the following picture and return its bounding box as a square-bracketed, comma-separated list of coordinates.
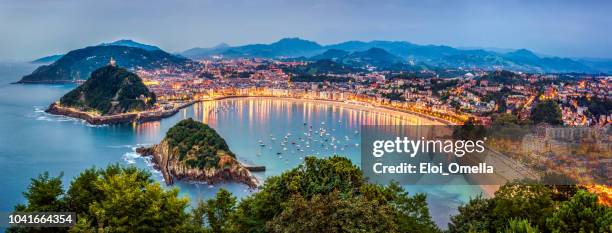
[1, 0, 612, 61]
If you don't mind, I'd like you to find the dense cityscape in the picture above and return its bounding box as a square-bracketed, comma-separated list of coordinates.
[135, 58, 612, 127]
[133, 58, 612, 201]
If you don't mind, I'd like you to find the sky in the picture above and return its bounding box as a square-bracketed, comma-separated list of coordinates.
[1, 0, 611, 61]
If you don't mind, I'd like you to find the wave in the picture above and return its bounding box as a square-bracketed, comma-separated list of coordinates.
[122, 151, 140, 164]
[107, 143, 153, 149]
[29, 106, 107, 127]
[120, 146, 161, 175]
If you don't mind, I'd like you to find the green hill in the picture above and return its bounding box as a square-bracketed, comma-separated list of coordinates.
[59, 65, 156, 115]
[18, 45, 190, 83]
[164, 118, 235, 168]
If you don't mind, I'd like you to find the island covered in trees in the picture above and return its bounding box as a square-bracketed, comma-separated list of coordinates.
[45, 64, 186, 124]
[57, 64, 156, 115]
[137, 118, 259, 188]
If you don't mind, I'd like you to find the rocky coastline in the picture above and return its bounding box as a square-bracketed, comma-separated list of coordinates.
[45, 102, 192, 125]
[136, 140, 259, 188]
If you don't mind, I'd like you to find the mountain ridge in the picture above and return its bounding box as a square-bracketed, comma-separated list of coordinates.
[99, 39, 161, 51]
[181, 37, 608, 73]
[30, 39, 163, 64]
[19, 45, 191, 83]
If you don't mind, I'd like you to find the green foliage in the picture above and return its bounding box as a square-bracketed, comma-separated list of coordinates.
[491, 183, 555, 231]
[7, 172, 68, 233]
[231, 156, 440, 233]
[382, 90, 405, 101]
[60, 65, 156, 115]
[192, 189, 237, 233]
[503, 219, 539, 233]
[546, 190, 612, 233]
[448, 196, 492, 233]
[10, 165, 190, 233]
[453, 117, 486, 140]
[493, 113, 522, 126]
[164, 118, 233, 168]
[449, 181, 611, 233]
[20, 45, 189, 83]
[284, 59, 360, 75]
[82, 171, 189, 232]
[478, 70, 527, 85]
[576, 96, 612, 117]
[289, 74, 353, 83]
[11, 158, 611, 233]
[266, 191, 399, 233]
[530, 100, 563, 125]
[21, 172, 66, 212]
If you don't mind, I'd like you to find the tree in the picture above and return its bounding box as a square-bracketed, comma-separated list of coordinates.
[546, 190, 612, 233]
[448, 196, 493, 233]
[490, 182, 555, 231]
[266, 192, 399, 233]
[65, 168, 102, 215]
[232, 156, 439, 233]
[7, 172, 67, 233]
[493, 113, 521, 126]
[453, 117, 486, 140]
[503, 219, 539, 233]
[530, 100, 563, 125]
[11, 165, 193, 233]
[21, 172, 65, 212]
[76, 169, 190, 232]
[193, 189, 237, 233]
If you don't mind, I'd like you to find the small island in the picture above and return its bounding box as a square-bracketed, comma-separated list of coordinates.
[137, 118, 259, 188]
[46, 63, 186, 124]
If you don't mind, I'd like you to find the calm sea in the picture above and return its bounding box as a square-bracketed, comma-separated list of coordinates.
[0, 63, 482, 230]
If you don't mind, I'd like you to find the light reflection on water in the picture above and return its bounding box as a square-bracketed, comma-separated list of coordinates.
[131, 97, 481, 227]
[0, 75, 480, 229]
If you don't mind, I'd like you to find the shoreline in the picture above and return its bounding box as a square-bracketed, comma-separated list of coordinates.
[135, 144, 260, 189]
[208, 95, 454, 125]
[45, 101, 195, 125]
[46, 95, 454, 126]
[46, 96, 499, 196]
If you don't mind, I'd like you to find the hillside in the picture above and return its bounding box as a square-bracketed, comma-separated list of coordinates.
[30, 54, 63, 64]
[183, 38, 324, 59]
[343, 48, 404, 68]
[58, 65, 156, 115]
[137, 118, 258, 187]
[18, 45, 190, 83]
[99, 39, 161, 51]
[30, 40, 162, 64]
[181, 37, 606, 73]
[181, 43, 231, 59]
[283, 59, 361, 75]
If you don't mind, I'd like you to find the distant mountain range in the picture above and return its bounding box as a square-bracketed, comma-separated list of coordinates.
[181, 38, 612, 74]
[19, 43, 189, 84]
[30, 40, 162, 64]
[23, 38, 612, 83]
[31, 54, 64, 64]
[99, 39, 161, 51]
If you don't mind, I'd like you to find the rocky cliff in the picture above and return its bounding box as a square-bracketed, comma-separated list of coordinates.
[136, 135, 259, 188]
